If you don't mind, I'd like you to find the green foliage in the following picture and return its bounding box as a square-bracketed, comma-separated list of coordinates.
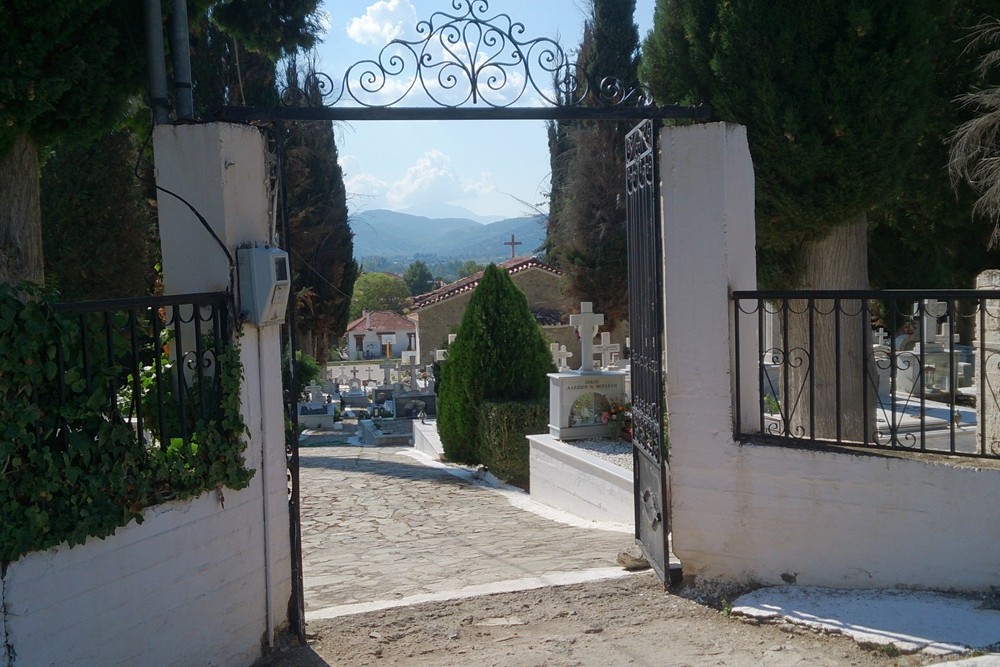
[0, 284, 252, 565]
[475, 400, 548, 489]
[284, 62, 359, 363]
[438, 265, 555, 464]
[404, 261, 436, 296]
[456, 260, 485, 279]
[41, 130, 156, 299]
[282, 349, 321, 399]
[349, 272, 411, 320]
[642, 0, 941, 288]
[546, 0, 638, 325]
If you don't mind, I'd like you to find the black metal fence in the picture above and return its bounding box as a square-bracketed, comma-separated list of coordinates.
[732, 290, 1000, 459]
[51, 292, 233, 450]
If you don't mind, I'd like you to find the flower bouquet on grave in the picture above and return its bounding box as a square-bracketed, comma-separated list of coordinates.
[601, 399, 633, 442]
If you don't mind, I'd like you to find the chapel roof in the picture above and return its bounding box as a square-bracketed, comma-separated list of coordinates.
[345, 310, 416, 333]
[410, 256, 563, 311]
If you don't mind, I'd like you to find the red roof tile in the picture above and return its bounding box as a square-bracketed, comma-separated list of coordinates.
[345, 310, 416, 333]
[410, 256, 562, 311]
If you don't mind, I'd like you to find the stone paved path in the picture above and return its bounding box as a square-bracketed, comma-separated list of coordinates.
[299, 444, 635, 618]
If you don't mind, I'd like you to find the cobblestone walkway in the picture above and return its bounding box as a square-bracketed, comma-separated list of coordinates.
[299, 444, 634, 618]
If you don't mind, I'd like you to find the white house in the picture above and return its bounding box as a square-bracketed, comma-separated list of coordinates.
[344, 310, 417, 359]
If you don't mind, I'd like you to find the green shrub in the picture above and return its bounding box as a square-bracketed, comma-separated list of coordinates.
[476, 400, 548, 489]
[438, 265, 555, 463]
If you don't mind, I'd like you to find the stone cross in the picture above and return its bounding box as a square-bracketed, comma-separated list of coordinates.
[504, 234, 522, 259]
[351, 368, 359, 380]
[873, 328, 889, 349]
[935, 320, 960, 348]
[401, 351, 419, 391]
[593, 332, 621, 369]
[380, 358, 394, 386]
[549, 342, 573, 371]
[569, 302, 604, 372]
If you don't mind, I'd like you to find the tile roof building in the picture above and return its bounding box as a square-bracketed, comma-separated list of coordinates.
[344, 310, 417, 359]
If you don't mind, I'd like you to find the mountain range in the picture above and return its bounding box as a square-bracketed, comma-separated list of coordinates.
[349, 209, 547, 262]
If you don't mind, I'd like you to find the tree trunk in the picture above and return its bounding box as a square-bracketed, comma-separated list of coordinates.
[0, 133, 44, 285]
[786, 214, 873, 443]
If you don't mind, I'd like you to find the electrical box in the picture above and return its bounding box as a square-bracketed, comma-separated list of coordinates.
[238, 246, 290, 326]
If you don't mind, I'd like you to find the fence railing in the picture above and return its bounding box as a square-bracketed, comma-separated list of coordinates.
[732, 290, 1000, 459]
[52, 292, 233, 450]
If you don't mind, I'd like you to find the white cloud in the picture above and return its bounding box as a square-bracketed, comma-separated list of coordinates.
[346, 0, 417, 46]
[384, 150, 499, 212]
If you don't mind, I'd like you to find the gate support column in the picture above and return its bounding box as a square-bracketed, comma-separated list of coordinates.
[660, 123, 757, 574]
[153, 123, 292, 647]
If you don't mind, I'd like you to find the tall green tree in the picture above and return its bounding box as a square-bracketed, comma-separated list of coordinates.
[349, 272, 411, 320]
[1, 1, 321, 288]
[437, 264, 555, 463]
[41, 131, 156, 299]
[871, 2, 1000, 291]
[284, 64, 358, 365]
[950, 15, 1000, 253]
[404, 260, 436, 296]
[547, 0, 639, 327]
[642, 0, 940, 440]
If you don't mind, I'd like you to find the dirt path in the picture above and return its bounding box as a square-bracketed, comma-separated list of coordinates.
[261, 573, 946, 666]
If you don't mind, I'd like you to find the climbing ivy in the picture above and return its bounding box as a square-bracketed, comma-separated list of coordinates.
[0, 284, 253, 565]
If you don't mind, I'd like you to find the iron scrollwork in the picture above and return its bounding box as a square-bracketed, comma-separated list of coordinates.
[283, 0, 654, 110]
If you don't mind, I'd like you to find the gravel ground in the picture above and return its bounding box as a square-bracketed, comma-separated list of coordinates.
[564, 438, 634, 471]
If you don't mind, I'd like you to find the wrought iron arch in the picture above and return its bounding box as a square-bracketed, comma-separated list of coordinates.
[221, 0, 709, 123]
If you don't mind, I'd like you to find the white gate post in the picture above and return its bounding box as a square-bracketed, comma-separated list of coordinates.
[660, 122, 757, 560]
[153, 123, 291, 646]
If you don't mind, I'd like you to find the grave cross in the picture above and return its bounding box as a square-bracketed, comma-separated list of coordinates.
[873, 328, 889, 349]
[380, 358, 394, 386]
[569, 302, 604, 372]
[401, 351, 419, 391]
[351, 368, 359, 380]
[504, 234, 522, 259]
[549, 342, 573, 371]
[593, 332, 621, 369]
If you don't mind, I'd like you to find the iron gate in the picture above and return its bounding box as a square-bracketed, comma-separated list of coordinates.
[625, 119, 673, 586]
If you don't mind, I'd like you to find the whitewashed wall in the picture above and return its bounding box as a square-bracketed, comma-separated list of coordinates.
[1, 123, 291, 666]
[663, 122, 1000, 591]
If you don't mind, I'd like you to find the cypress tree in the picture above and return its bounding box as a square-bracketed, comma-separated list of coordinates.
[438, 265, 555, 463]
[547, 0, 639, 327]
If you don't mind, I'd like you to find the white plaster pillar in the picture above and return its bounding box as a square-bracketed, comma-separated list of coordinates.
[660, 122, 756, 559]
[152, 123, 291, 641]
[976, 270, 1000, 455]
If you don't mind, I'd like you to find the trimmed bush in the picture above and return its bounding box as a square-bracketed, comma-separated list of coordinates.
[438, 264, 555, 463]
[476, 400, 548, 489]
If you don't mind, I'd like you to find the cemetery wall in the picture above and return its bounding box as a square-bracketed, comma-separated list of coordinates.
[0, 123, 293, 667]
[661, 121, 999, 591]
[670, 438, 1000, 590]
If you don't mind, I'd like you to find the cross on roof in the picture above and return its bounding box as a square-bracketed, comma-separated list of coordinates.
[504, 234, 522, 259]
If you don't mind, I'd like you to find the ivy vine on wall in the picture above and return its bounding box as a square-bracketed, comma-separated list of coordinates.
[0, 284, 254, 565]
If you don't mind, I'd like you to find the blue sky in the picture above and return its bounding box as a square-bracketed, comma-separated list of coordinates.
[313, 0, 656, 221]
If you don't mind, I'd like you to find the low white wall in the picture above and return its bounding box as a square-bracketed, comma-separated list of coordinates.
[528, 435, 633, 524]
[4, 479, 277, 667]
[672, 439, 1000, 589]
[413, 420, 444, 460]
[662, 122, 1000, 591]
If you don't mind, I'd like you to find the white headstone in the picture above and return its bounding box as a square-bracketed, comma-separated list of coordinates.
[401, 350, 419, 391]
[593, 332, 621, 369]
[569, 302, 604, 373]
[549, 343, 573, 371]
